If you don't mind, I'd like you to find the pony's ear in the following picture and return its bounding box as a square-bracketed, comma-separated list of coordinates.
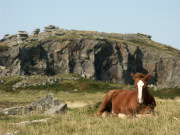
[144, 72, 151, 80]
[131, 72, 136, 80]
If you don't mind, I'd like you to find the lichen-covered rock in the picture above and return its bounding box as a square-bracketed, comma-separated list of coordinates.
[30, 93, 60, 110]
[44, 103, 67, 115]
[1, 34, 18, 46]
[17, 31, 29, 44]
[17, 31, 28, 40]
[0, 93, 67, 115]
[44, 25, 56, 32]
[32, 28, 40, 35]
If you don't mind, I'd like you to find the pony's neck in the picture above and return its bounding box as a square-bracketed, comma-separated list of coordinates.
[143, 87, 149, 97]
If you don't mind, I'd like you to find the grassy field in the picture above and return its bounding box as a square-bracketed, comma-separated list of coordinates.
[0, 76, 180, 135]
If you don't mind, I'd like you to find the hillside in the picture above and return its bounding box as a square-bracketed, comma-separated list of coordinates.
[0, 25, 180, 88]
[0, 75, 180, 135]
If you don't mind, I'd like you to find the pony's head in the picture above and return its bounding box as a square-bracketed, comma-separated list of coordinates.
[131, 72, 151, 105]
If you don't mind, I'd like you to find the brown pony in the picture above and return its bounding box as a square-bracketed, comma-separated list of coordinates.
[97, 72, 156, 116]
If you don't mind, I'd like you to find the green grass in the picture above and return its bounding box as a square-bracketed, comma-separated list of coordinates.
[150, 88, 180, 99]
[0, 75, 180, 99]
[17, 80, 121, 93]
[44, 30, 96, 42]
[0, 90, 180, 135]
[0, 76, 21, 91]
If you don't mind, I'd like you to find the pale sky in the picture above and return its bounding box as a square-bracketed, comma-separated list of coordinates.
[0, 0, 180, 50]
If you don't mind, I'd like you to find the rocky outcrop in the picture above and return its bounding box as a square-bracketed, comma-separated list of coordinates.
[44, 25, 56, 32]
[32, 28, 40, 35]
[0, 93, 67, 115]
[0, 25, 180, 88]
[17, 31, 29, 44]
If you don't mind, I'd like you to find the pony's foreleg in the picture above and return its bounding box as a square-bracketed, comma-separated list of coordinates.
[97, 91, 114, 116]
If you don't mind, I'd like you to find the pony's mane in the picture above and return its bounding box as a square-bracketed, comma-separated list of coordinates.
[134, 73, 145, 78]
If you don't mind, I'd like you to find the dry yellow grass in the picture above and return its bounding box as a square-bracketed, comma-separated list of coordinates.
[0, 91, 180, 135]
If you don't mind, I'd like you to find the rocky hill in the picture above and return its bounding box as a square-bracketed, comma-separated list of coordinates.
[0, 25, 180, 88]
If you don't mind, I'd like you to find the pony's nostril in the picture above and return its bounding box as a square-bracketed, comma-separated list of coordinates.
[139, 98, 142, 103]
[137, 99, 143, 104]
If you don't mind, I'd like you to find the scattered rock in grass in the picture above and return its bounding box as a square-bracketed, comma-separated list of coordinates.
[0, 93, 67, 115]
[12, 76, 77, 90]
[11, 118, 52, 126]
[0, 79, 4, 83]
[44, 103, 67, 115]
[73, 89, 78, 92]
[3, 130, 20, 135]
[0, 91, 5, 94]
[4, 118, 51, 135]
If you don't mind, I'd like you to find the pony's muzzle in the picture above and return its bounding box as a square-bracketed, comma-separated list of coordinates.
[137, 99, 144, 106]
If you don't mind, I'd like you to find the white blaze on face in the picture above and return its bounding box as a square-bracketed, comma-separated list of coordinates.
[137, 80, 144, 103]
